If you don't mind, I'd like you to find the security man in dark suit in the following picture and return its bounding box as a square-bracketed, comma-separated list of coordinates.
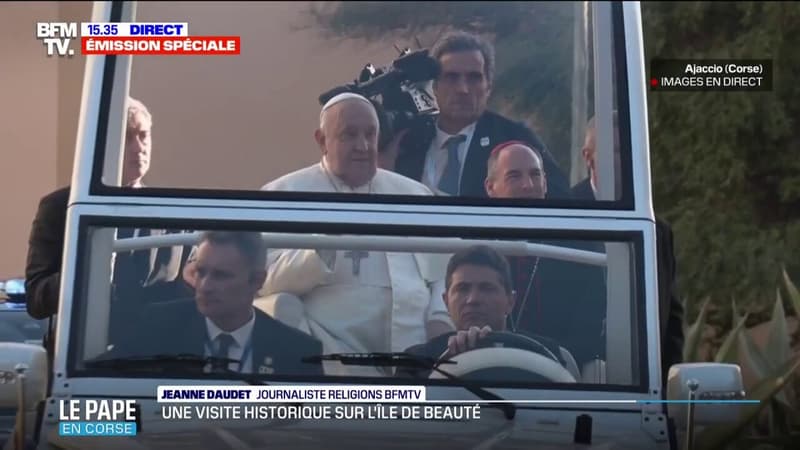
[25, 186, 72, 322]
[483, 141, 607, 368]
[574, 114, 684, 385]
[24, 97, 190, 354]
[393, 30, 570, 199]
[120, 231, 324, 377]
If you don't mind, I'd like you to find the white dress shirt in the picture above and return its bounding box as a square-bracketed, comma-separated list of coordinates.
[205, 309, 256, 373]
[422, 122, 477, 195]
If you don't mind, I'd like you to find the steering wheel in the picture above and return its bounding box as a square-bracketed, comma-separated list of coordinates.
[472, 331, 561, 360]
[429, 331, 577, 383]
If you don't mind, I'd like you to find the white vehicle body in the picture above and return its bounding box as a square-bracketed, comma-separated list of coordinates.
[0, 2, 745, 449]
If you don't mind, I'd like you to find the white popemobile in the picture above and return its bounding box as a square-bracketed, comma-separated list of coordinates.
[1, 2, 747, 449]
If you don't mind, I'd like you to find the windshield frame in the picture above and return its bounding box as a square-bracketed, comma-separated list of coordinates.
[75, 1, 644, 215]
[53, 0, 663, 408]
[59, 208, 656, 396]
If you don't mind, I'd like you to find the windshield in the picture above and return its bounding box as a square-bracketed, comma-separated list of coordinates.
[92, 1, 630, 206]
[0, 279, 48, 345]
[69, 220, 646, 390]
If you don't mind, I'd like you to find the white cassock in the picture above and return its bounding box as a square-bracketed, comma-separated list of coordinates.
[257, 161, 454, 376]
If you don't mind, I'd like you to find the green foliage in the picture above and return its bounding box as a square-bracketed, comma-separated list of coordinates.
[642, 1, 800, 313]
[695, 357, 800, 450]
[685, 273, 800, 448]
[304, 1, 800, 313]
[714, 312, 749, 363]
[685, 296, 712, 362]
[765, 291, 792, 371]
[782, 269, 800, 325]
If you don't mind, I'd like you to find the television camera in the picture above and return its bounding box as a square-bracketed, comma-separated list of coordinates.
[318, 48, 440, 150]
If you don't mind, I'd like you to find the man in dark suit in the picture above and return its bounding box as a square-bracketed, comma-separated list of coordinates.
[483, 141, 607, 369]
[402, 245, 581, 380]
[393, 30, 570, 199]
[120, 231, 324, 377]
[570, 176, 594, 201]
[574, 115, 684, 385]
[505, 242, 607, 369]
[25, 97, 190, 350]
[25, 186, 72, 321]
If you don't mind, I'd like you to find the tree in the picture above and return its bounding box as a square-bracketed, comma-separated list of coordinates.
[302, 1, 580, 171]
[305, 1, 800, 315]
[642, 1, 800, 316]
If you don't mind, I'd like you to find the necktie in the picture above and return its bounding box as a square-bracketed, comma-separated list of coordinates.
[212, 333, 236, 371]
[437, 134, 467, 195]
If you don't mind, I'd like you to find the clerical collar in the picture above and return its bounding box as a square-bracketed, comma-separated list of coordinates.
[320, 158, 373, 193]
[205, 308, 255, 348]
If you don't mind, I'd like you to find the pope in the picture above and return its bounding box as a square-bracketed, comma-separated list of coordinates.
[259, 93, 455, 375]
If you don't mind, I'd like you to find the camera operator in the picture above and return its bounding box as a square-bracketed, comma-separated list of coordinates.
[393, 31, 570, 199]
[372, 99, 409, 171]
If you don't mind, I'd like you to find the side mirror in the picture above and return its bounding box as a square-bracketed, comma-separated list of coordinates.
[1, 342, 48, 449]
[666, 362, 745, 430]
[0, 342, 48, 410]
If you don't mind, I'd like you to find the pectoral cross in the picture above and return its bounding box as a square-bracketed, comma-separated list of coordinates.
[344, 250, 369, 276]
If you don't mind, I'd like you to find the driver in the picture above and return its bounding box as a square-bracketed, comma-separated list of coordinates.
[401, 245, 580, 378]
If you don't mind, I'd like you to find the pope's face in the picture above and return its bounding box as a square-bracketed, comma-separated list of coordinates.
[316, 100, 379, 188]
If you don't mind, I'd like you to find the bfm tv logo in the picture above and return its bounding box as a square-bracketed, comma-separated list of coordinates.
[58, 399, 138, 436]
[36, 22, 77, 57]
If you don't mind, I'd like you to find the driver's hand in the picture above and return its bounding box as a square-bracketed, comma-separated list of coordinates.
[447, 326, 492, 356]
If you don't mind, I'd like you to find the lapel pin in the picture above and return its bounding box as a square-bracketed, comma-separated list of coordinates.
[480, 137, 490, 147]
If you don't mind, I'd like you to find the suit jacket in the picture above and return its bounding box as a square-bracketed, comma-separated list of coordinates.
[25, 187, 71, 320]
[394, 111, 571, 199]
[112, 228, 193, 303]
[570, 179, 685, 383]
[25, 186, 191, 321]
[122, 299, 325, 377]
[506, 242, 608, 368]
[571, 177, 594, 202]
